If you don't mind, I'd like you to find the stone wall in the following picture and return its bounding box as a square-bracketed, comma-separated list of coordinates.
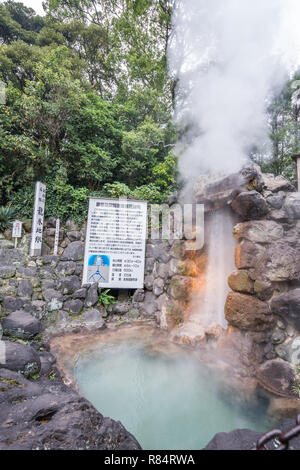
[223, 171, 300, 398]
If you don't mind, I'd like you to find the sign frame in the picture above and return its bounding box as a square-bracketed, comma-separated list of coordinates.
[82, 197, 148, 289]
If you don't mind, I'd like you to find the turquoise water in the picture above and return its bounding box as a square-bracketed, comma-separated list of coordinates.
[74, 341, 271, 450]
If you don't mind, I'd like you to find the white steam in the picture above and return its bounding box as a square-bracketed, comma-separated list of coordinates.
[168, 0, 300, 180]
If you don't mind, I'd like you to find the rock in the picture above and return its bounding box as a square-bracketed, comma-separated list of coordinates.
[284, 194, 300, 219]
[231, 191, 269, 220]
[0, 368, 141, 450]
[235, 240, 265, 269]
[205, 323, 224, 341]
[169, 276, 193, 302]
[145, 257, 155, 273]
[253, 280, 273, 301]
[65, 219, 79, 232]
[2, 311, 41, 340]
[111, 302, 130, 315]
[233, 220, 283, 243]
[42, 289, 63, 312]
[271, 329, 286, 345]
[290, 337, 300, 366]
[39, 265, 55, 279]
[153, 278, 164, 296]
[66, 231, 81, 242]
[225, 292, 273, 331]
[257, 359, 295, 396]
[0, 239, 14, 249]
[58, 275, 81, 295]
[22, 219, 32, 232]
[267, 192, 286, 209]
[228, 270, 253, 294]
[16, 266, 37, 279]
[252, 242, 300, 282]
[132, 289, 145, 303]
[205, 428, 262, 450]
[3, 297, 26, 313]
[72, 288, 87, 300]
[262, 174, 294, 193]
[140, 291, 157, 316]
[267, 398, 300, 421]
[85, 283, 99, 307]
[17, 279, 33, 299]
[0, 342, 41, 378]
[61, 241, 84, 261]
[81, 309, 105, 329]
[146, 242, 171, 263]
[56, 261, 76, 276]
[144, 274, 154, 290]
[39, 352, 56, 376]
[63, 299, 83, 315]
[0, 266, 16, 279]
[271, 289, 300, 330]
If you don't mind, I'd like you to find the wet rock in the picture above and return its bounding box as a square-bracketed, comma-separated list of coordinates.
[228, 270, 253, 294]
[84, 283, 98, 307]
[257, 359, 295, 396]
[231, 191, 269, 220]
[225, 292, 273, 331]
[252, 242, 300, 282]
[0, 266, 16, 279]
[0, 342, 41, 378]
[17, 279, 33, 299]
[2, 311, 41, 340]
[233, 220, 283, 243]
[169, 276, 193, 302]
[204, 428, 262, 450]
[61, 241, 84, 261]
[271, 289, 300, 330]
[235, 240, 265, 269]
[0, 368, 140, 450]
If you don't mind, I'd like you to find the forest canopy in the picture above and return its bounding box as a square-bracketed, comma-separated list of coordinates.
[0, 0, 299, 222]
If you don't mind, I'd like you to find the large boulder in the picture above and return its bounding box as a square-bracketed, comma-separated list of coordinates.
[262, 173, 294, 193]
[204, 429, 262, 450]
[231, 191, 269, 220]
[0, 342, 41, 378]
[284, 194, 300, 219]
[253, 243, 300, 282]
[228, 270, 253, 294]
[256, 359, 295, 396]
[233, 220, 283, 243]
[225, 292, 273, 331]
[2, 311, 41, 340]
[271, 289, 300, 330]
[61, 241, 84, 261]
[235, 240, 265, 269]
[0, 368, 141, 450]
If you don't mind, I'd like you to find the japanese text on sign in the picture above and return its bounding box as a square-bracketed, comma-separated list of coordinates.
[30, 181, 46, 257]
[82, 198, 147, 289]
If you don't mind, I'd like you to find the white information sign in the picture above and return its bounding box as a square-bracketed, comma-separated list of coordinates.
[12, 220, 22, 238]
[30, 181, 46, 257]
[53, 218, 60, 255]
[83, 198, 147, 289]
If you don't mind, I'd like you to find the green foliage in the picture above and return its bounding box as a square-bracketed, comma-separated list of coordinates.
[0, 205, 18, 231]
[98, 289, 117, 310]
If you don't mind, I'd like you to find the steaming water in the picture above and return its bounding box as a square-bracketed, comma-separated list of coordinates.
[201, 208, 237, 327]
[74, 341, 270, 450]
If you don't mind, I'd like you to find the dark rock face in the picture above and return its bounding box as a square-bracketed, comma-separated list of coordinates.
[61, 241, 84, 261]
[204, 429, 261, 450]
[2, 310, 41, 340]
[0, 368, 141, 450]
[231, 191, 269, 220]
[271, 289, 300, 330]
[85, 283, 99, 307]
[1, 342, 41, 378]
[256, 359, 295, 396]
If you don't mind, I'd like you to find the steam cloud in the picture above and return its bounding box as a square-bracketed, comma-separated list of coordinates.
[168, 0, 300, 181]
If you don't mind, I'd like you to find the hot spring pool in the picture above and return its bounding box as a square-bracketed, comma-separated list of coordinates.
[73, 336, 271, 450]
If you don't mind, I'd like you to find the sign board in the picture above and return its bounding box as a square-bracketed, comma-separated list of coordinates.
[30, 181, 46, 257]
[53, 218, 60, 255]
[82, 198, 147, 289]
[12, 220, 22, 238]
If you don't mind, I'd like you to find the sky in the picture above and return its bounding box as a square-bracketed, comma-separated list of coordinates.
[18, 0, 45, 15]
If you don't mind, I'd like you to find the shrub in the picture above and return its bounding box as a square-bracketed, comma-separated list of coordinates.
[0, 206, 18, 232]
